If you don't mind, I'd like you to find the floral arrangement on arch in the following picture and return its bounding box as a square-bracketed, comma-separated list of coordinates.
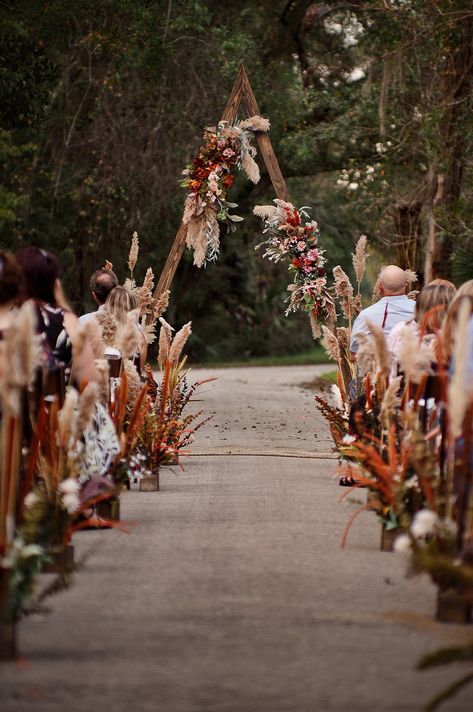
[181, 116, 270, 268]
[254, 199, 336, 338]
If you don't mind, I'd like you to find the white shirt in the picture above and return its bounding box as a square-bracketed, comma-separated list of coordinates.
[78, 304, 106, 325]
[350, 295, 415, 353]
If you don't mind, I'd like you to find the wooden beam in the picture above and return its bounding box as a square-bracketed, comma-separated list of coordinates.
[154, 65, 290, 298]
[238, 66, 291, 203]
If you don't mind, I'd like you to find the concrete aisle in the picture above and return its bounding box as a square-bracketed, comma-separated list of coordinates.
[0, 365, 471, 711]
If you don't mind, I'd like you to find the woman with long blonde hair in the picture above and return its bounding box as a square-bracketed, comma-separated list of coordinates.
[105, 286, 147, 371]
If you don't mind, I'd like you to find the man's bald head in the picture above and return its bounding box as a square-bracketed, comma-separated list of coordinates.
[379, 265, 408, 295]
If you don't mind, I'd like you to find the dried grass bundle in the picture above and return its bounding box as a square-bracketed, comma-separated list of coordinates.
[206, 208, 220, 257]
[356, 333, 377, 376]
[128, 231, 139, 273]
[366, 320, 391, 375]
[241, 151, 260, 184]
[96, 311, 118, 347]
[237, 116, 271, 132]
[333, 266, 355, 323]
[137, 267, 154, 316]
[169, 321, 192, 366]
[154, 290, 170, 320]
[82, 319, 105, 359]
[352, 235, 368, 289]
[310, 312, 322, 339]
[123, 358, 141, 410]
[117, 309, 140, 359]
[57, 387, 79, 448]
[0, 301, 41, 414]
[158, 317, 174, 369]
[397, 327, 433, 384]
[321, 325, 340, 364]
[76, 382, 98, 434]
[380, 375, 403, 424]
[183, 194, 198, 225]
[94, 358, 110, 405]
[253, 205, 277, 220]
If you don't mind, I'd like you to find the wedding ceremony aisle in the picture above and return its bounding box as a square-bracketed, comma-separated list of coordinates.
[0, 366, 470, 712]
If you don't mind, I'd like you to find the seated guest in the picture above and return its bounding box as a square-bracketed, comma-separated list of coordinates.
[350, 265, 415, 357]
[102, 286, 147, 372]
[15, 247, 98, 384]
[79, 268, 118, 324]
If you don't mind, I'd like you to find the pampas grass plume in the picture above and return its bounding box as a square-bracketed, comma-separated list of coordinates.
[117, 309, 140, 359]
[128, 231, 139, 273]
[77, 382, 98, 435]
[321, 325, 340, 364]
[366, 319, 391, 375]
[57, 387, 79, 447]
[169, 321, 192, 365]
[82, 319, 105, 359]
[352, 235, 368, 287]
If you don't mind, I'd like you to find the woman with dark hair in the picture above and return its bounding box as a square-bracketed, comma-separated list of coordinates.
[15, 247, 98, 384]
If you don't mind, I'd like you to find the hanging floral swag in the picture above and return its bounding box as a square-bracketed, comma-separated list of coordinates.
[254, 200, 336, 338]
[180, 116, 270, 268]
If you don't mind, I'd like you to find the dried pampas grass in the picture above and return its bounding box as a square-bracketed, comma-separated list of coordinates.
[128, 231, 139, 273]
[237, 116, 271, 133]
[117, 309, 140, 359]
[123, 358, 141, 409]
[241, 151, 260, 184]
[94, 358, 110, 405]
[310, 312, 322, 339]
[333, 265, 355, 322]
[96, 311, 118, 347]
[380, 376, 403, 424]
[154, 290, 170, 320]
[397, 327, 433, 384]
[82, 318, 105, 359]
[169, 321, 192, 366]
[0, 301, 41, 415]
[158, 317, 174, 369]
[352, 235, 368, 289]
[356, 333, 377, 377]
[321, 325, 340, 364]
[57, 388, 79, 448]
[77, 382, 98, 435]
[366, 320, 391, 375]
[253, 205, 277, 220]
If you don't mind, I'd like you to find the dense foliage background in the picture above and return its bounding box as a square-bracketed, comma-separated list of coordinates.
[1, 0, 472, 361]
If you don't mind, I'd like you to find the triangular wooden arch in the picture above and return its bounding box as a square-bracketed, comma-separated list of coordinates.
[154, 65, 291, 298]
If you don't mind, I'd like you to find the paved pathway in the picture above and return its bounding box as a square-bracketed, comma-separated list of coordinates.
[1, 365, 471, 711]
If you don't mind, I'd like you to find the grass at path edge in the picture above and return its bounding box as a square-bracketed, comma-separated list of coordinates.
[191, 346, 333, 369]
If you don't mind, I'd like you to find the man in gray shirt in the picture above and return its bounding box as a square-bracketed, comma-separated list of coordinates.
[79, 268, 118, 324]
[350, 265, 415, 357]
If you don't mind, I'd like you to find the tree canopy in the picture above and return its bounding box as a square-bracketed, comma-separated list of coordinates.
[1, 0, 472, 360]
